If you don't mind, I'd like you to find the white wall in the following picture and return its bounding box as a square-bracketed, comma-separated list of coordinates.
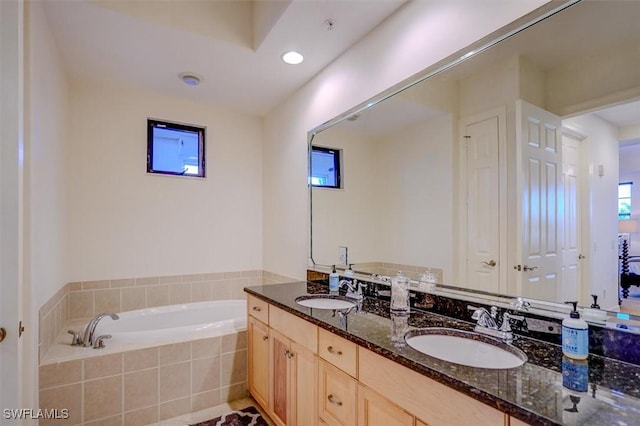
[27, 1, 70, 308]
[563, 113, 620, 310]
[66, 81, 263, 281]
[263, 0, 551, 279]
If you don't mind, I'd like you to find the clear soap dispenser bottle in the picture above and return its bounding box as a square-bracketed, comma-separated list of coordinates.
[390, 271, 410, 313]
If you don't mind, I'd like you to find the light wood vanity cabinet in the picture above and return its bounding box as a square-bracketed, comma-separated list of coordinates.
[358, 384, 413, 426]
[247, 316, 270, 410]
[247, 296, 527, 426]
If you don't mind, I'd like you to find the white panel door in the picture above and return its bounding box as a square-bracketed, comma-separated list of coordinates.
[562, 133, 585, 304]
[1, 0, 24, 412]
[464, 115, 501, 292]
[516, 100, 563, 301]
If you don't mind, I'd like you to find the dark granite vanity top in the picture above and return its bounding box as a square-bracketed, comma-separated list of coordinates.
[245, 281, 640, 426]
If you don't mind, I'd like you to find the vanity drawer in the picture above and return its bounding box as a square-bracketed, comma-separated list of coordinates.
[318, 359, 357, 426]
[247, 295, 269, 323]
[318, 328, 357, 377]
[270, 304, 317, 353]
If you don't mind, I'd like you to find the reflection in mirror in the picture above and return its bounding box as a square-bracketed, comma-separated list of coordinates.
[309, 0, 640, 319]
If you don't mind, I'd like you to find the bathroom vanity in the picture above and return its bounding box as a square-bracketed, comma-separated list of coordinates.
[245, 281, 640, 426]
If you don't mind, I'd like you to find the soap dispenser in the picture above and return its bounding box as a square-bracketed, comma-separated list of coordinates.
[329, 265, 339, 293]
[344, 264, 355, 285]
[562, 301, 588, 360]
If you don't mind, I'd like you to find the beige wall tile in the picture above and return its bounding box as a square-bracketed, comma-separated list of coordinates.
[136, 276, 159, 286]
[181, 273, 204, 283]
[159, 342, 191, 366]
[68, 282, 82, 291]
[121, 287, 145, 312]
[191, 356, 220, 394]
[159, 362, 191, 402]
[221, 350, 247, 385]
[110, 278, 135, 288]
[84, 353, 123, 380]
[191, 389, 221, 412]
[241, 270, 262, 278]
[124, 406, 158, 426]
[191, 282, 211, 302]
[84, 375, 123, 422]
[158, 275, 181, 284]
[124, 368, 158, 411]
[146, 285, 169, 307]
[223, 271, 243, 279]
[203, 272, 224, 281]
[159, 397, 191, 421]
[83, 280, 110, 290]
[94, 289, 121, 315]
[192, 337, 220, 359]
[222, 331, 247, 354]
[229, 279, 249, 299]
[39, 360, 82, 390]
[84, 415, 123, 426]
[39, 383, 82, 426]
[124, 348, 158, 372]
[170, 283, 191, 304]
[220, 382, 248, 402]
[210, 281, 230, 300]
[69, 291, 94, 319]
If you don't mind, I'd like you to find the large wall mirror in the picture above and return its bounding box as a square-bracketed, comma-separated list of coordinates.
[309, 0, 640, 315]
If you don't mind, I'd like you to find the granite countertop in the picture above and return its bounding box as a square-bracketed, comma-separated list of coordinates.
[245, 282, 640, 426]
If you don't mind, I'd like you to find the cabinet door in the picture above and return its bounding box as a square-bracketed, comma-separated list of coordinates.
[358, 385, 413, 426]
[248, 317, 270, 410]
[291, 341, 318, 426]
[318, 359, 357, 426]
[271, 329, 291, 426]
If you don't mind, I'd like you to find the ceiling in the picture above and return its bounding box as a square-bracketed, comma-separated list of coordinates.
[41, 0, 406, 116]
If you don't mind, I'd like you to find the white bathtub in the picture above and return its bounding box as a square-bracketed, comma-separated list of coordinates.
[41, 299, 248, 364]
[93, 299, 247, 347]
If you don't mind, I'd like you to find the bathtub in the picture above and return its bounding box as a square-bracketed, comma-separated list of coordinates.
[42, 299, 247, 364]
[93, 299, 247, 347]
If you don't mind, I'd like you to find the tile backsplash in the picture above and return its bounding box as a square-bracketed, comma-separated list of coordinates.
[38, 270, 295, 362]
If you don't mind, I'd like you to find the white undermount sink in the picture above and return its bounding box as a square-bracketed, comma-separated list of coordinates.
[295, 295, 356, 310]
[405, 328, 527, 369]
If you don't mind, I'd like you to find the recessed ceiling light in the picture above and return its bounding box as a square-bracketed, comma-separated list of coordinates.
[180, 73, 201, 86]
[282, 51, 304, 65]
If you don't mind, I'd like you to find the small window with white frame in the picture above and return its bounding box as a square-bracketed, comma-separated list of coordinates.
[619, 182, 632, 220]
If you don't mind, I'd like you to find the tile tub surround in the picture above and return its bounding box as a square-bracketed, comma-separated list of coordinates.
[39, 332, 248, 426]
[39, 270, 295, 361]
[245, 281, 640, 426]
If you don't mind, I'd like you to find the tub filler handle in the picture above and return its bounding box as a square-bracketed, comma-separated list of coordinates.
[93, 334, 112, 349]
[67, 330, 83, 346]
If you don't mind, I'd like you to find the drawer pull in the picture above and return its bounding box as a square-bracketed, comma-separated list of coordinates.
[327, 394, 343, 406]
[262, 335, 268, 341]
[252, 306, 262, 312]
[327, 346, 343, 356]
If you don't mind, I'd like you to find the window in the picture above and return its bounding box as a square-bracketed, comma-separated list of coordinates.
[310, 146, 341, 189]
[147, 119, 205, 178]
[619, 182, 632, 220]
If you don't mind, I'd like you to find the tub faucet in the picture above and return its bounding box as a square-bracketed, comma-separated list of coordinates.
[82, 313, 119, 347]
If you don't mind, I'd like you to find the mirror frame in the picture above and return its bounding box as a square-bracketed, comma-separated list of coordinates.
[307, 0, 589, 318]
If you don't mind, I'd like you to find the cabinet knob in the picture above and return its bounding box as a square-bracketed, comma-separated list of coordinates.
[327, 346, 343, 356]
[327, 394, 343, 406]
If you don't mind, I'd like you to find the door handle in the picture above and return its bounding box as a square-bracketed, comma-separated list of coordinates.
[513, 264, 538, 272]
[578, 254, 586, 260]
[482, 260, 497, 267]
[0, 327, 6, 343]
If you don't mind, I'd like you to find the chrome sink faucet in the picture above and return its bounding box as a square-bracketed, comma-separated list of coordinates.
[468, 305, 524, 341]
[340, 279, 366, 300]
